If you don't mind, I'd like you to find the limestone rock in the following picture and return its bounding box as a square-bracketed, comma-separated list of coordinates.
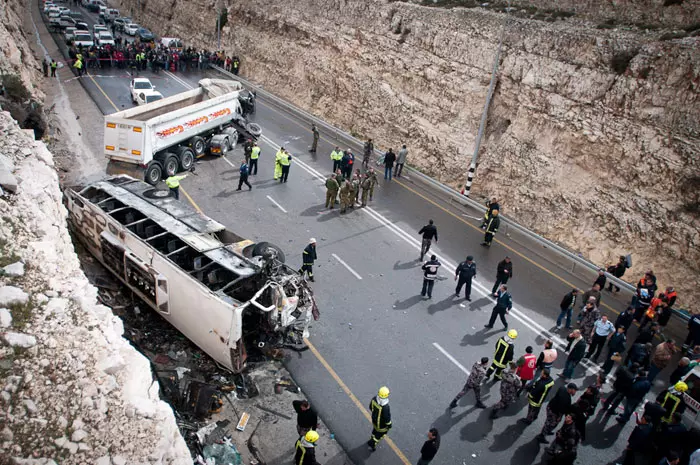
[0, 286, 29, 306]
[0, 308, 12, 328]
[1, 332, 37, 348]
[2, 262, 25, 277]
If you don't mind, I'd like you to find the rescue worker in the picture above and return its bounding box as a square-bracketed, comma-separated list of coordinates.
[421, 254, 441, 299]
[279, 150, 292, 183]
[237, 159, 252, 190]
[249, 142, 261, 175]
[232, 57, 239, 75]
[485, 284, 513, 330]
[657, 382, 688, 424]
[50, 60, 58, 77]
[515, 346, 537, 396]
[368, 386, 392, 452]
[309, 123, 319, 153]
[165, 173, 187, 200]
[360, 172, 371, 207]
[449, 357, 489, 409]
[362, 138, 374, 170]
[537, 383, 577, 442]
[299, 238, 317, 282]
[480, 209, 500, 247]
[325, 173, 339, 209]
[294, 430, 321, 465]
[490, 362, 522, 419]
[330, 146, 343, 172]
[485, 329, 517, 381]
[74, 57, 83, 77]
[522, 369, 555, 424]
[243, 138, 253, 164]
[366, 167, 378, 201]
[454, 256, 476, 301]
[339, 178, 351, 214]
[274, 147, 285, 180]
[481, 198, 500, 229]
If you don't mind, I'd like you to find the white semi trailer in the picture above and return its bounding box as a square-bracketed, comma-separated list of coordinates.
[104, 79, 260, 185]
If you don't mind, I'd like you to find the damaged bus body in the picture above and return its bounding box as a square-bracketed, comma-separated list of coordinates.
[65, 175, 318, 372]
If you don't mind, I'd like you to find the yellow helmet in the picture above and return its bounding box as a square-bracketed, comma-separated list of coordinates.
[674, 381, 688, 393]
[507, 329, 518, 339]
[378, 386, 390, 399]
[305, 430, 320, 443]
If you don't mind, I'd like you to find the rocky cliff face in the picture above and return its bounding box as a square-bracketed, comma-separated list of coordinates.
[119, 0, 699, 307]
[0, 0, 43, 98]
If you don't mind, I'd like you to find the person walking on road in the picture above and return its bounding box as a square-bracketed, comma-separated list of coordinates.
[615, 306, 636, 333]
[421, 255, 441, 299]
[279, 150, 292, 183]
[449, 357, 489, 409]
[309, 123, 319, 153]
[455, 256, 476, 301]
[481, 209, 500, 247]
[395, 145, 408, 178]
[621, 414, 654, 465]
[417, 428, 440, 465]
[368, 386, 392, 452]
[490, 362, 522, 419]
[237, 159, 252, 190]
[529, 340, 558, 392]
[491, 256, 513, 296]
[165, 173, 187, 200]
[50, 59, 58, 77]
[593, 268, 607, 291]
[561, 330, 586, 380]
[557, 289, 580, 330]
[362, 138, 374, 170]
[602, 364, 637, 415]
[366, 167, 378, 202]
[485, 285, 513, 330]
[249, 142, 261, 175]
[515, 346, 537, 396]
[578, 299, 600, 344]
[485, 330, 517, 381]
[292, 400, 318, 437]
[418, 220, 438, 261]
[544, 414, 581, 464]
[522, 369, 555, 424]
[601, 326, 627, 374]
[299, 238, 317, 282]
[325, 173, 339, 209]
[384, 148, 396, 180]
[330, 146, 343, 173]
[295, 430, 321, 465]
[615, 370, 652, 424]
[536, 383, 577, 442]
[586, 315, 615, 362]
[360, 172, 371, 207]
[607, 255, 628, 293]
[647, 339, 677, 381]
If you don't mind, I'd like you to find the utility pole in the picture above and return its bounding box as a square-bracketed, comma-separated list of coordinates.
[461, 2, 511, 197]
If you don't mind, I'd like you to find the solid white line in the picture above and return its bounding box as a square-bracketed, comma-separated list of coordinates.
[266, 195, 287, 213]
[331, 253, 363, 280]
[221, 155, 236, 168]
[164, 70, 193, 90]
[433, 343, 470, 375]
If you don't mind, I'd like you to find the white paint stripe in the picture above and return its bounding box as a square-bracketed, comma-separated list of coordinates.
[266, 195, 287, 213]
[433, 343, 471, 375]
[163, 70, 193, 90]
[331, 254, 363, 280]
[221, 155, 236, 168]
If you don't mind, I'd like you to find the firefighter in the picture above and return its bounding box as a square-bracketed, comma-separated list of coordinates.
[481, 209, 500, 247]
[368, 386, 392, 452]
[657, 382, 687, 424]
[294, 430, 321, 465]
[165, 174, 187, 200]
[490, 362, 522, 419]
[299, 238, 317, 282]
[325, 173, 339, 209]
[481, 197, 500, 229]
[485, 329, 517, 381]
[522, 369, 555, 424]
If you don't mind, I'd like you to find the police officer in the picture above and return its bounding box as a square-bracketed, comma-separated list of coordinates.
[481, 209, 500, 247]
[330, 146, 343, 172]
[279, 150, 292, 183]
[249, 142, 261, 175]
[485, 285, 513, 330]
[455, 256, 476, 301]
[490, 362, 522, 419]
[522, 369, 555, 424]
[237, 159, 252, 190]
[360, 173, 371, 207]
[325, 173, 339, 209]
[310, 124, 319, 153]
[485, 329, 517, 380]
[657, 382, 688, 424]
[50, 60, 58, 77]
[449, 357, 489, 409]
[368, 386, 392, 452]
[165, 173, 187, 200]
[294, 430, 321, 465]
[299, 238, 317, 282]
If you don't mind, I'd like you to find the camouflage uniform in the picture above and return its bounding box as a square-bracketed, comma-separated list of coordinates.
[367, 170, 378, 201]
[351, 176, 360, 206]
[325, 176, 339, 209]
[541, 406, 564, 436]
[339, 181, 351, 214]
[450, 361, 488, 407]
[360, 175, 371, 207]
[491, 370, 522, 414]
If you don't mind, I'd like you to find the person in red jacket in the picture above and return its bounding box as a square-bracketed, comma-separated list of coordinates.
[516, 346, 537, 395]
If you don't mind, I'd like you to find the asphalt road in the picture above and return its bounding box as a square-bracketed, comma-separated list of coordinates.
[39, 4, 695, 464]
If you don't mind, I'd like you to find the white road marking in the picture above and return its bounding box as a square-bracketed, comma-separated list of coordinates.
[266, 195, 287, 213]
[163, 70, 193, 90]
[433, 343, 470, 375]
[221, 155, 236, 168]
[331, 254, 363, 280]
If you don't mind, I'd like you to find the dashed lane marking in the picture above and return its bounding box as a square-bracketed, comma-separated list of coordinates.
[266, 195, 288, 213]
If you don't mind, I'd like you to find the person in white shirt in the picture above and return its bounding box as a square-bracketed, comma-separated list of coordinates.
[586, 315, 615, 362]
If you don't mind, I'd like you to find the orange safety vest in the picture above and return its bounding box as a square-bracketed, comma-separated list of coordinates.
[666, 291, 677, 304]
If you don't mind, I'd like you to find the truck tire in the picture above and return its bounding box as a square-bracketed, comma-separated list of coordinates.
[163, 154, 179, 177]
[176, 147, 195, 171]
[190, 136, 206, 157]
[222, 127, 238, 151]
[252, 241, 286, 264]
[246, 122, 262, 138]
[145, 161, 163, 185]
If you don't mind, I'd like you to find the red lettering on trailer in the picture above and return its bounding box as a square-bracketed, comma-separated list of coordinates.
[156, 108, 233, 139]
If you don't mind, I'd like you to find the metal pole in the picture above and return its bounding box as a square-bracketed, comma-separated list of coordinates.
[462, 2, 510, 197]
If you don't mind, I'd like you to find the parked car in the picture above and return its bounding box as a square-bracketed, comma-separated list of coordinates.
[57, 16, 77, 29]
[136, 28, 155, 42]
[104, 8, 119, 22]
[97, 32, 115, 46]
[86, 3, 100, 13]
[75, 21, 89, 32]
[64, 26, 77, 43]
[129, 78, 155, 102]
[134, 90, 164, 106]
[73, 33, 94, 48]
[113, 17, 131, 31]
[92, 24, 108, 39]
[68, 11, 84, 21]
[43, 3, 56, 13]
[124, 23, 139, 36]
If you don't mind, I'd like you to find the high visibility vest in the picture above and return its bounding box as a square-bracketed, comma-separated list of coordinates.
[370, 398, 391, 432]
[74, 60, 82, 69]
[330, 150, 342, 161]
[250, 146, 260, 159]
[528, 378, 554, 407]
[279, 154, 291, 166]
[275, 150, 284, 163]
[51, 62, 57, 69]
[165, 175, 186, 188]
[492, 338, 511, 368]
[661, 392, 682, 423]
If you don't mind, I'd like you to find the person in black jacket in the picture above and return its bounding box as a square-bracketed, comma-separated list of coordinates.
[481, 210, 501, 247]
[562, 330, 586, 379]
[557, 289, 580, 330]
[299, 238, 318, 282]
[634, 323, 659, 345]
[383, 148, 396, 181]
[537, 383, 578, 441]
[417, 428, 440, 465]
[421, 255, 441, 299]
[481, 197, 500, 229]
[491, 256, 513, 296]
[625, 343, 652, 370]
[623, 414, 654, 465]
[455, 256, 477, 301]
[603, 364, 637, 414]
[292, 400, 318, 437]
[601, 326, 627, 374]
[368, 387, 392, 452]
[593, 269, 607, 292]
[615, 307, 636, 333]
[418, 220, 438, 261]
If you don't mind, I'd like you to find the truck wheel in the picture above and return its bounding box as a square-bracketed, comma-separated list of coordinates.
[163, 155, 179, 177]
[190, 136, 206, 157]
[177, 147, 195, 171]
[246, 122, 262, 138]
[252, 241, 286, 264]
[222, 128, 238, 151]
[145, 161, 163, 185]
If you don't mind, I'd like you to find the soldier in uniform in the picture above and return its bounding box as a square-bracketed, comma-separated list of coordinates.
[368, 386, 392, 452]
[367, 167, 379, 201]
[485, 330, 517, 381]
[360, 173, 372, 207]
[309, 123, 319, 153]
[490, 362, 522, 419]
[325, 173, 339, 209]
[449, 357, 489, 409]
[351, 173, 361, 207]
[339, 179, 351, 214]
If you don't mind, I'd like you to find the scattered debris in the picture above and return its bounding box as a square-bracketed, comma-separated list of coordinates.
[255, 403, 293, 420]
[236, 412, 251, 431]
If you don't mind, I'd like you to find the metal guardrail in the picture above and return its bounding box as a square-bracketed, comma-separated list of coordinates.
[209, 65, 690, 317]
